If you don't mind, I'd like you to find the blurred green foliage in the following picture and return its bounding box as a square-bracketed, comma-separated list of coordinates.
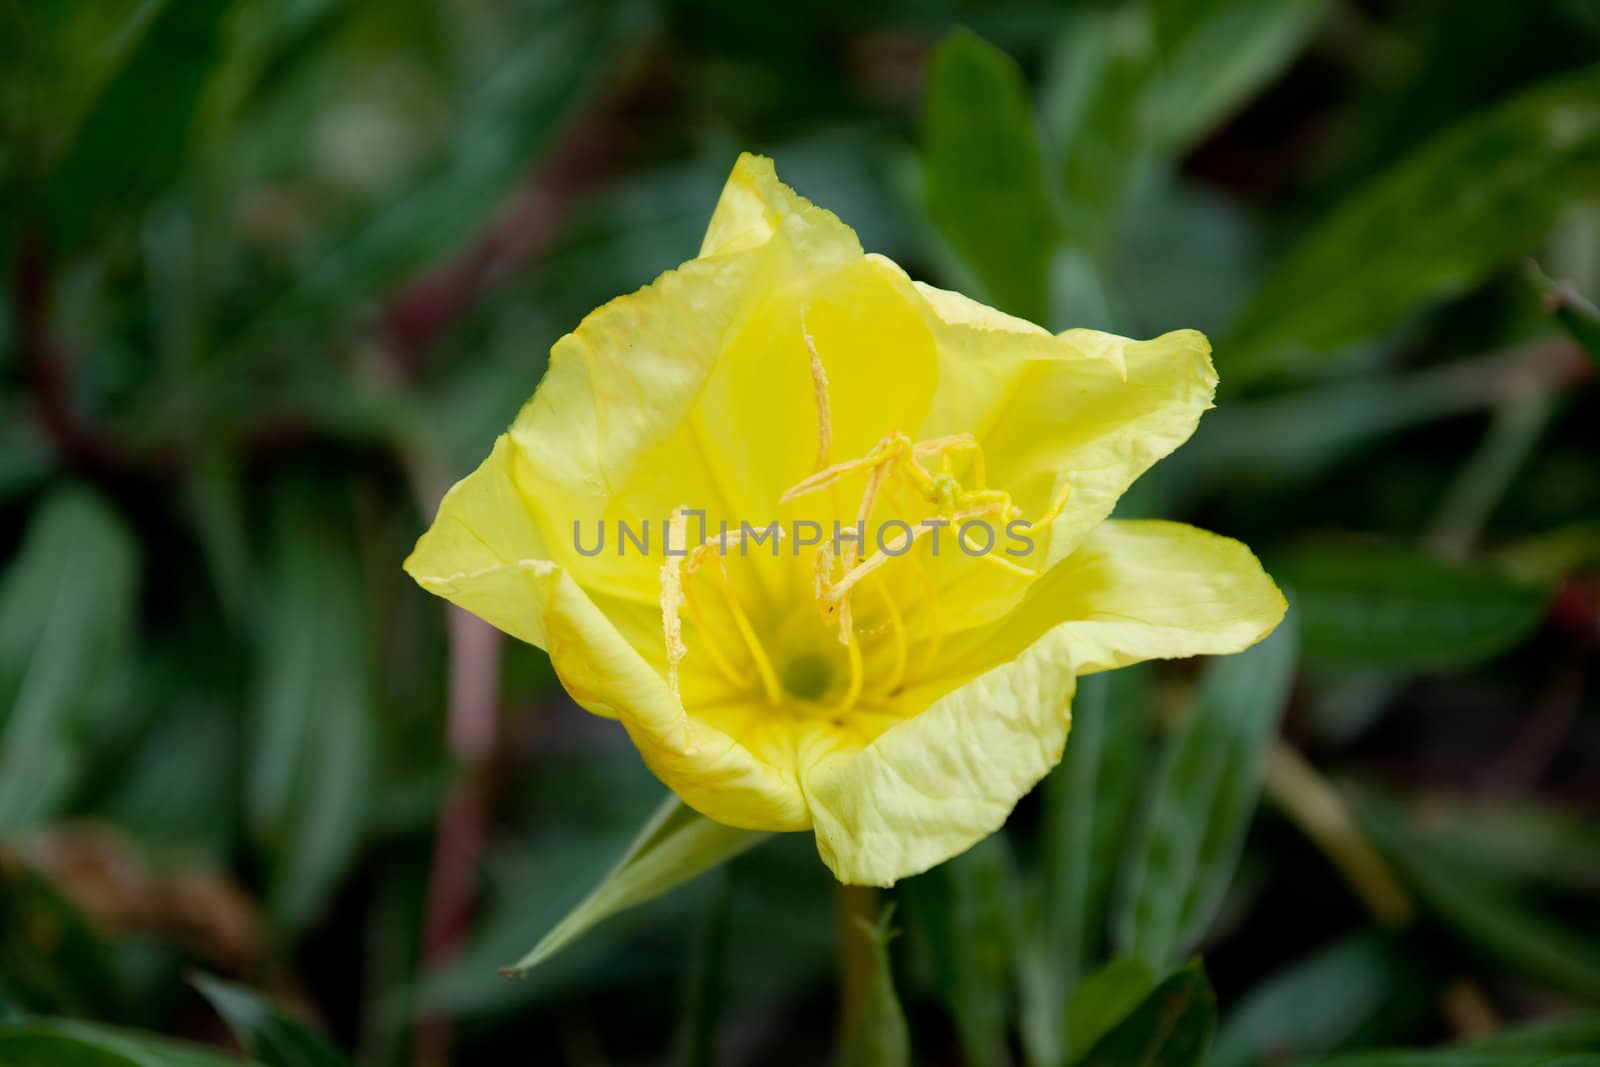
[3, 0, 1600, 1064]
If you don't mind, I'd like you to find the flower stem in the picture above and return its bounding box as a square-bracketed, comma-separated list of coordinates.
[1262, 740, 1413, 927]
[836, 882, 879, 1045]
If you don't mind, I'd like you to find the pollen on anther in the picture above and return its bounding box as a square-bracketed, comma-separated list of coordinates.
[800, 307, 833, 473]
[659, 506, 690, 698]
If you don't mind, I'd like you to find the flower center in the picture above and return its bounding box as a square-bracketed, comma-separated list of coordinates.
[655, 308, 1071, 718]
[782, 652, 832, 701]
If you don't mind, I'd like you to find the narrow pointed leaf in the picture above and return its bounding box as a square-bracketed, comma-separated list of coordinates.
[1467, 1015, 1600, 1053]
[902, 836, 1017, 1067]
[1021, 668, 1151, 1067]
[1142, 0, 1331, 154]
[0, 488, 137, 831]
[1226, 64, 1600, 381]
[191, 974, 350, 1067]
[42, 0, 237, 251]
[672, 872, 733, 1067]
[1274, 546, 1548, 670]
[1527, 261, 1600, 366]
[502, 794, 769, 976]
[1078, 962, 1217, 1067]
[1045, 0, 1329, 257]
[1358, 792, 1600, 1003]
[1211, 933, 1433, 1067]
[0, 1019, 261, 1067]
[249, 490, 376, 931]
[1064, 957, 1156, 1065]
[1114, 618, 1298, 971]
[923, 29, 1056, 324]
[1309, 1054, 1600, 1067]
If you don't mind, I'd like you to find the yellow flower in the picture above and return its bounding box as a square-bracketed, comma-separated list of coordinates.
[405, 153, 1286, 886]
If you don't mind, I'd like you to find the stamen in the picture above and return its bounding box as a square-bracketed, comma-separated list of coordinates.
[680, 544, 751, 689]
[780, 435, 900, 504]
[716, 573, 784, 705]
[800, 307, 833, 472]
[831, 441, 893, 644]
[832, 630, 864, 714]
[978, 553, 1038, 577]
[877, 479, 946, 682]
[814, 540, 833, 600]
[822, 522, 937, 606]
[698, 535, 785, 705]
[664, 518, 786, 704]
[659, 507, 690, 699]
[680, 584, 751, 687]
[779, 422, 1069, 696]
[867, 573, 907, 697]
[1039, 480, 1073, 525]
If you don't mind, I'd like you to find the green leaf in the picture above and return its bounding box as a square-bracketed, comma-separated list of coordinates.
[1359, 792, 1600, 1003]
[672, 872, 733, 1067]
[42, 0, 238, 251]
[1526, 261, 1600, 367]
[841, 904, 911, 1067]
[1272, 547, 1548, 670]
[1309, 1054, 1600, 1067]
[1211, 933, 1432, 1067]
[1142, 0, 1330, 155]
[1045, 5, 1151, 259]
[1042, 0, 1327, 261]
[191, 974, 350, 1067]
[1414, 801, 1600, 892]
[0, 488, 138, 832]
[501, 794, 769, 976]
[0, 854, 128, 1021]
[1021, 668, 1151, 1067]
[1468, 1015, 1600, 1054]
[0, 1018, 259, 1067]
[923, 28, 1056, 324]
[1064, 957, 1156, 1065]
[234, 0, 650, 350]
[1226, 63, 1600, 381]
[902, 836, 1017, 1067]
[1168, 358, 1525, 504]
[0, 0, 170, 169]
[1077, 962, 1217, 1067]
[249, 490, 376, 931]
[1114, 617, 1298, 971]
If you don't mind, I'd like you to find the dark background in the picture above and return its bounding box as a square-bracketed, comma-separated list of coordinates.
[2, 1, 1599, 1064]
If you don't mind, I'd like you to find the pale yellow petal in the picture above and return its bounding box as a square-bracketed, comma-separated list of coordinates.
[504, 153, 871, 606]
[901, 283, 1218, 633]
[802, 627, 1079, 886]
[941, 519, 1288, 678]
[406, 455, 809, 829]
[802, 519, 1284, 886]
[691, 253, 939, 535]
[699, 152, 859, 259]
[403, 434, 556, 649]
[954, 328, 1216, 572]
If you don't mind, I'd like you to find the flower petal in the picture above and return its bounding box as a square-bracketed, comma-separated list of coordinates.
[692, 252, 939, 533]
[802, 627, 1079, 887]
[471, 153, 861, 607]
[405, 443, 810, 829]
[403, 435, 556, 649]
[985, 330, 1219, 573]
[700, 152, 858, 259]
[914, 285, 1215, 547]
[942, 518, 1288, 680]
[803, 519, 1285, 886]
